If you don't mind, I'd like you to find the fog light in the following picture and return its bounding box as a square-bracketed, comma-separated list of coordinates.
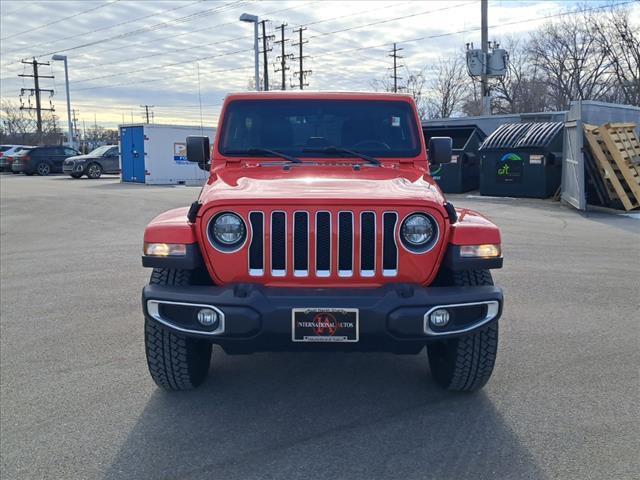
[430, 308, 450, 327]
[197, 308, 219, 327]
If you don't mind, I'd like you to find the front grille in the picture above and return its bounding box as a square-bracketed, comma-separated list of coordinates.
[248, 209, 398, 278]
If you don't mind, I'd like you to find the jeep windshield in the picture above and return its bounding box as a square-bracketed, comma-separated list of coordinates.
[219, 99, 421, 159]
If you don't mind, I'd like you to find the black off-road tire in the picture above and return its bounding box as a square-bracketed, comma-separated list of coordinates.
[145, 268, 212, 390]
[427, 270, 499, 392]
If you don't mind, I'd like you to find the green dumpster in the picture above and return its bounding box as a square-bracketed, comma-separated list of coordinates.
[479, 122, 564, 198]
[423, 125, 486, 193]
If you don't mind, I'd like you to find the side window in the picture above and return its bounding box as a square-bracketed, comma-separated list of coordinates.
[64, 148, 77, 156]
[107, 147, 118, 157]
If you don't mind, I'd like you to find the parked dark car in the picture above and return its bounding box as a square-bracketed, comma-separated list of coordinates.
[63, 145, 120, 179]
[11, 146, 81, 176]
[0, 145, 33, 172]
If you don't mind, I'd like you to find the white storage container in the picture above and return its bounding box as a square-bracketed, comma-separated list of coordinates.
[119, 124, 216, 185]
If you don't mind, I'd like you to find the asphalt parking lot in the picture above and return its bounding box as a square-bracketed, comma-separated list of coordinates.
[1, 174, 638, 480]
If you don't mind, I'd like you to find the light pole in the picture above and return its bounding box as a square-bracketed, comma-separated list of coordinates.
[51, 54, 74, 148]
[239, 13, 260, 91]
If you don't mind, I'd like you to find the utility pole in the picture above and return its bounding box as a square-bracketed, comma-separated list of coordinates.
[481, 0, 490, 115]
[292, 27, 311, 90]
[389, 43, 403, 93]
[258, 20, 273, 91]
[274, 23, 290, 91]
[18, 57, 55, 143]
[140, 104, 154, 124]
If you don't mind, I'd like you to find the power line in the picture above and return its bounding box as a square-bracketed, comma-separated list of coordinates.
[72, 66, 252, 92]
[33, 0, 633, 94]
[2, 0, 249, 64]
[82, 1, 320, 58]
[310, 0, 636, 60]
[1, 0, 121, 41]
[71, 47, 253, 85]
[1, 0, 205, 55]
[3, 0, 405, 79]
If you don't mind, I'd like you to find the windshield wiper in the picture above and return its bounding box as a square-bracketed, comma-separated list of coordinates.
[245, 148, 302, 163]
[302, 146, 380, 166]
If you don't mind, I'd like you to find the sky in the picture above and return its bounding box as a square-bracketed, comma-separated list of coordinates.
[1, 0, 638, 131]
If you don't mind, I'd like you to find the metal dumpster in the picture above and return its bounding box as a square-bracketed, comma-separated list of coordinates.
[478, 122, 564, 198]
[423, 125, 486, 193]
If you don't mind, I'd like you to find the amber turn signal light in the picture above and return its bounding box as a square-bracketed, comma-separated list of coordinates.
[143, 242, 187, 257]
[459, 244, 501, 258]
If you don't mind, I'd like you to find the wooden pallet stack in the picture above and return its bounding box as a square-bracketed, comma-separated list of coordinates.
[583, 123, 640, 211]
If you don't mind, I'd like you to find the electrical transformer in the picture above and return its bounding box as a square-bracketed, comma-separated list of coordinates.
[466, 49, 485, 76]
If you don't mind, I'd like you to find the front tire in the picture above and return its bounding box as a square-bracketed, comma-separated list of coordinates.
[427, 270, 499, 392]
[86, 162, 102, 179]
[145, 268, 212, 390]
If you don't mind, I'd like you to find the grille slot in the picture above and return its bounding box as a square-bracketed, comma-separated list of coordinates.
[382, 212, 398, 276]
[271, 211, 286, 276]
[248, 212, 264, 275]
[316, 212, 331, 276]
[338, 212, 354, 276]
[294, 212, 309, 276]
[360, 212, 376, 277]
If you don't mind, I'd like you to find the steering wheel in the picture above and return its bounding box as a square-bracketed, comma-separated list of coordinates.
[352, 140, 391, 151]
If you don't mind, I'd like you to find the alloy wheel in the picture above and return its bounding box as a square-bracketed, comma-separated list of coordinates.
[36, 163, 50, 176]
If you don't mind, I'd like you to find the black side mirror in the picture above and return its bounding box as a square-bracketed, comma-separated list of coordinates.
[428, 137, 453, 164]
[186, 136, 210, 171]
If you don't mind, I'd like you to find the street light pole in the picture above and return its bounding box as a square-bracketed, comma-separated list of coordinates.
[240, 13, 260, 91]
[51, 54, 74, 148]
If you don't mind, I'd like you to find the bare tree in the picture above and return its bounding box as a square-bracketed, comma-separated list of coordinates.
[492, 38, 549, 114]
[590, 6, 640, 106]
[0, 100, 62, 145]
[459, 77, 484, 117]
[528, 9, 614, 110]
[424, 56, 468, 119]
[370, 66, 428, 119]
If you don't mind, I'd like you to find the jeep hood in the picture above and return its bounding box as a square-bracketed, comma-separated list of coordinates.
[198, 166, 445, 207]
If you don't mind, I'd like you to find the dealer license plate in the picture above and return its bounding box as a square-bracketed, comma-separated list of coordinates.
[291, 308, 359, 342]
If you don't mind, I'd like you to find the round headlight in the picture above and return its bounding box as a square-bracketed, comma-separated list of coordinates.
[401, 213, 437, 250]
[210, 212, 246, 248]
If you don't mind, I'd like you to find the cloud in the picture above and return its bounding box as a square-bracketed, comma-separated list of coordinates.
[1, 0, 637, 128]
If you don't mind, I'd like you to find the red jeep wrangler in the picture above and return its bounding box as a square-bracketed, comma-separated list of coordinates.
[141, 92, 503, 392]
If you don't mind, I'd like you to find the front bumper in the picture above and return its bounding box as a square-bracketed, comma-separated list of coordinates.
[63, 162, 85, 174]
[142, 283, 503, 353]
[11, 162, 24, 173]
